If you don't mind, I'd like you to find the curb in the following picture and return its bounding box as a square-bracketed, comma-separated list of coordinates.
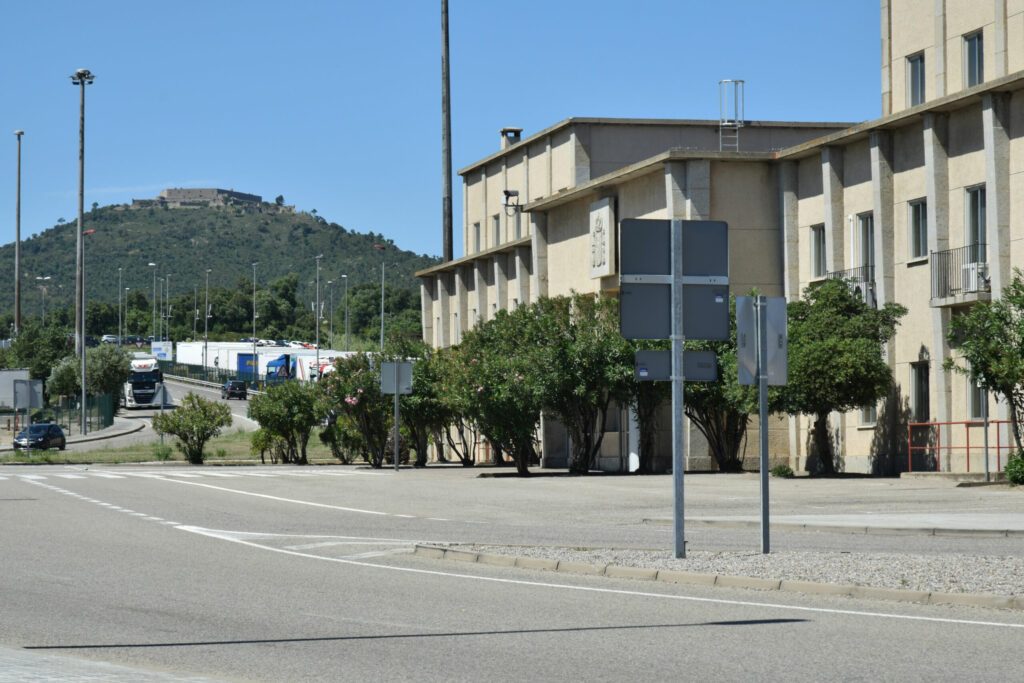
[0, 419, 147, 454]
[412, 544, 1023, 611]
[641, 517, 1024, 538]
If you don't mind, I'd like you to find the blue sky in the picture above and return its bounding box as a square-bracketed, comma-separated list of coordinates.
[0, 1, 879, 260]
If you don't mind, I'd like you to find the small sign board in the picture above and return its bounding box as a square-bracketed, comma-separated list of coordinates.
[13, 379, 44, 410]
[151, 341, 172, 361]
[736, 296, 788, 386]
[620, 284, 730, 341]
[380, 361, 413, 395]
[635, 350, 718, 382]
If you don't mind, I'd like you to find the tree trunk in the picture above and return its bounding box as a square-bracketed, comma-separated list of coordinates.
[514, 444, 531, 476]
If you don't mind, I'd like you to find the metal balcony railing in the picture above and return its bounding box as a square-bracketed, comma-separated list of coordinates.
[826, 265, 876, 307]
[931, 244, 989, 300]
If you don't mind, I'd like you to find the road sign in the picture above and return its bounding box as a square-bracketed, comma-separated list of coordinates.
[736, 296, 788, 386]
[380, 361, 413, 395]
[13, 379, 43, 410]
[635, 350, 718, 382]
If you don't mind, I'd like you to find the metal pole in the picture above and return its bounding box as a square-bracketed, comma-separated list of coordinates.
[193, 285, 197, 340]
[343, 274, 349, 351]
[757, 296, 771, 554]
[74, 72, 91, 437]
[14, 130, 23, 336]
[670, 219, 686, 559]
[982, 385, 990, 482]
[149, 263, 156, 342]
[329, 280, 334, 350]
[394, 361, 400, 472]
[315, 254, 322, 378]
[252, 262, 258, 383]
[204, 269, 210, 370]
[380, 254, 385, 350]
[441, 0, 453, 262]
[117, 268, 122, 346]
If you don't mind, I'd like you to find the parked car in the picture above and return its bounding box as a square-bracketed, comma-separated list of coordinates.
[101, 334, 118, 344]
[221, 380, 248, 400]
[13, 423, 66, 450]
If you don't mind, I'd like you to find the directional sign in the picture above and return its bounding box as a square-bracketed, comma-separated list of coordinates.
[380, 361, 414, 395]
[736, 296, 788, 386]
[635, 350, 718, 382]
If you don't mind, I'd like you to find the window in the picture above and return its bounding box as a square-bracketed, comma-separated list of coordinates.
[473, 222, 481, 253]
[966, 186, 986, 262]
[861, 403, 877, 426]
[911, 361, 930, 422]
[907, 53, 926, 106]
[811, 224, 826, 278]
[858, 213, 875, 271]
[492, 214, 500, 248]
[909, 199, 928, 259]
[964, 32, 984, 87]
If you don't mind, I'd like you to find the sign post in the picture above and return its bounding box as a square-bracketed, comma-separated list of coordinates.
[620, 219, 729, 559]
[380, 361, 413, 472]
[737, 295, 788, 554]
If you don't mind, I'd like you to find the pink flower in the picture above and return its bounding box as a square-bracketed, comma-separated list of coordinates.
[345, 396, 359, 406]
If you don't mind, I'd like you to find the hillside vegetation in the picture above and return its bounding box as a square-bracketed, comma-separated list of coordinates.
[0, 203, 439, 321]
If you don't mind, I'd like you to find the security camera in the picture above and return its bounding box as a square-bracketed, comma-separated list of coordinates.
[503, 189, 519, 207]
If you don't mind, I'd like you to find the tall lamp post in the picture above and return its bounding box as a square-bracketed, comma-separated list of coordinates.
[315, 254, 323, 378]
[193, 285, 198, 340]
[373, 244, 385, 350]
[124, 287, 130, 341]
[327, 279, 334, 350]
[342, 274, 349, 351]
[14, 130, 24, 335]
[156, 277, 163, 341]
[251, 261, 258, 382]
[164, 272, 173, 341]
[117, 267, 122, 346]
[35, 276, 51, 325]
[148, 262, 157, 342]
[71, 68, 94, 437]
[204, 268, 211, 370]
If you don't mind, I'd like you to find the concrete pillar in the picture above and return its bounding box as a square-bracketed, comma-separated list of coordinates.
[437, 272, 452, 349]
[685, 159, 711, 219]
[545, 136, 553, 197]
[934, 0, 947, 98]
[454, 266, 469, 345]
[515, 246, 531, 306]
[474, 260, 489, 325]
[493, 254, 508, 314]
[924, 112, 951, 424]
[419, 278, 435, 346]
[821, 147, 845, 273]
[571, 127, 591, 186]
[522, 150, 530, 205]
[664, 161, 686, 218]
[530, 212, 549, 299]
[881, 0, 893, 115]
[983, 92, 1011, 298]
[779, 161, 800, 301]
[778, 160, 802, 470]
[870, 131, 895, 307]
[995, 0, 1008, 79]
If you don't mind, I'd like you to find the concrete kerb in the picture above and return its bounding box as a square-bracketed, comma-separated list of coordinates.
[642, 517, 1024, 539]
[0, 416, 146, 453]
[412, 544, 1023, 611]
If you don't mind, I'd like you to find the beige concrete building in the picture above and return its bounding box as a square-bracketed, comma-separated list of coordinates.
[419, 0, 1024, 474]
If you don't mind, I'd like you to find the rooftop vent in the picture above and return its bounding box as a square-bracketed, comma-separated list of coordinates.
[500, 127, 523, 149]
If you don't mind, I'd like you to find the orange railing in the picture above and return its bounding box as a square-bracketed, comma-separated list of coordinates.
[907, 420, 1015, 473]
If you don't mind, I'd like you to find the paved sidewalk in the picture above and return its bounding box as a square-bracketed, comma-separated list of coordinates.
[0, 645, 218, 682]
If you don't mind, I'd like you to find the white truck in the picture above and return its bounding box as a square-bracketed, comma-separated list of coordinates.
[123, 353, 165, 409]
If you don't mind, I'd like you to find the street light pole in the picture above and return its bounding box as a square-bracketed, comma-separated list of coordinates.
[193, 285, 197, 340]
[328, 280, 334, 350]
[14, 130, 24, 336]
[342, 274, 349, 351]
[71, 68, 94, 437]
[148, 262, 156, 342]
[315, 254, 323, 379]
[124, 287, 130, 339]
[374, 244, 385, 350]
[165, 273, 172, 341]
[251, 261, 258, 382]
[117, 267, 122, 346]
[204, 268, 211, 369]
[35, 276, 51, 325]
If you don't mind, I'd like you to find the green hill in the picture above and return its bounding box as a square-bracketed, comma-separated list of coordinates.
[0, 203, 440, 321]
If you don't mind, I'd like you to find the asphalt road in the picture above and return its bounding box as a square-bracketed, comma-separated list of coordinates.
[2, 467, 1024, 681]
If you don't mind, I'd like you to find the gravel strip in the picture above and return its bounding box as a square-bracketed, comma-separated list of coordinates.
[447, 544, 1024, 596]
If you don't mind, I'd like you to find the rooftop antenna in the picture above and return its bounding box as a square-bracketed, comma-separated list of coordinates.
[719, 79, 745, 152]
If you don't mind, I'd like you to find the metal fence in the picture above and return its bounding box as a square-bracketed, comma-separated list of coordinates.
[159, 361, 279, 391]
[21, 393, 116, 435]
[931, 243, 988, 299]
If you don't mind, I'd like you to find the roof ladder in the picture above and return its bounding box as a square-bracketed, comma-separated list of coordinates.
[719, 79, 745, 152]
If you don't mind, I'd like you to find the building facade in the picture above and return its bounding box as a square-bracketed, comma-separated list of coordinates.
[419, 0, 1024, 474]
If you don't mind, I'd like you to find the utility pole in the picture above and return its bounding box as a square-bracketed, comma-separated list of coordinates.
[71, 68, 94, 437]
[328, 280, 334, 350]
[252, 262, 258, 382]
[441, 0, 453, 262]
[148, 262, 156, 341]
[14, 130, 24, 335]
[117, 267, 122, 346]
[193, 285, 198, 340]
[204, 269, 211, 369]
[374, 244, 385, 350]
[315, 254, 323, 378]
[342, 274, 349, 351]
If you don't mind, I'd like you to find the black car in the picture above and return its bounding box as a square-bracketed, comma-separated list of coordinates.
[221, 380, 248, 400]
[13, 423, 66, 450]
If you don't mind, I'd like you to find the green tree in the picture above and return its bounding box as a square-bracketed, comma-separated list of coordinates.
[394, 341, 449, 467]
[946, 269, 1024, 451]
[275, 195, 285, 206]
[86, 344, 131, 398]
[533, 294, 634, 475]
[47, 356, 80, 398]
[247, 380, 324, 464]
[627, 341, 671, 474]
[152, 392, 232, 464]
[319, 353, 392, 468]
[10, 320, 70, 380]
[779, 279, 906, 474]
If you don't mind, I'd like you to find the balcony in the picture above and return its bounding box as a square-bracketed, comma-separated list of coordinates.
[826, 265, 876, 307]
[930, 244, 990, 307]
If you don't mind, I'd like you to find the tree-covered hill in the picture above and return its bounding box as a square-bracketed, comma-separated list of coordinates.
[0, 203, 440, 321]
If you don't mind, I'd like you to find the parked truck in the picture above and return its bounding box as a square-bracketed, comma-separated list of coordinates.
[123, 353, 165, 408]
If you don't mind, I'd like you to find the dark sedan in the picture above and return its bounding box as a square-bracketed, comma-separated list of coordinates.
[221, 380, 248, 400]
[13, 423, 66, 450]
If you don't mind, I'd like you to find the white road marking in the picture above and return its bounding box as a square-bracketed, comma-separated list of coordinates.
[89, 473, 125, 479]
[284, 541, 410, 551]
[55, 474, 86, 479]
[181, 525, 1024, 632]
[18, 475, 46, 480]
